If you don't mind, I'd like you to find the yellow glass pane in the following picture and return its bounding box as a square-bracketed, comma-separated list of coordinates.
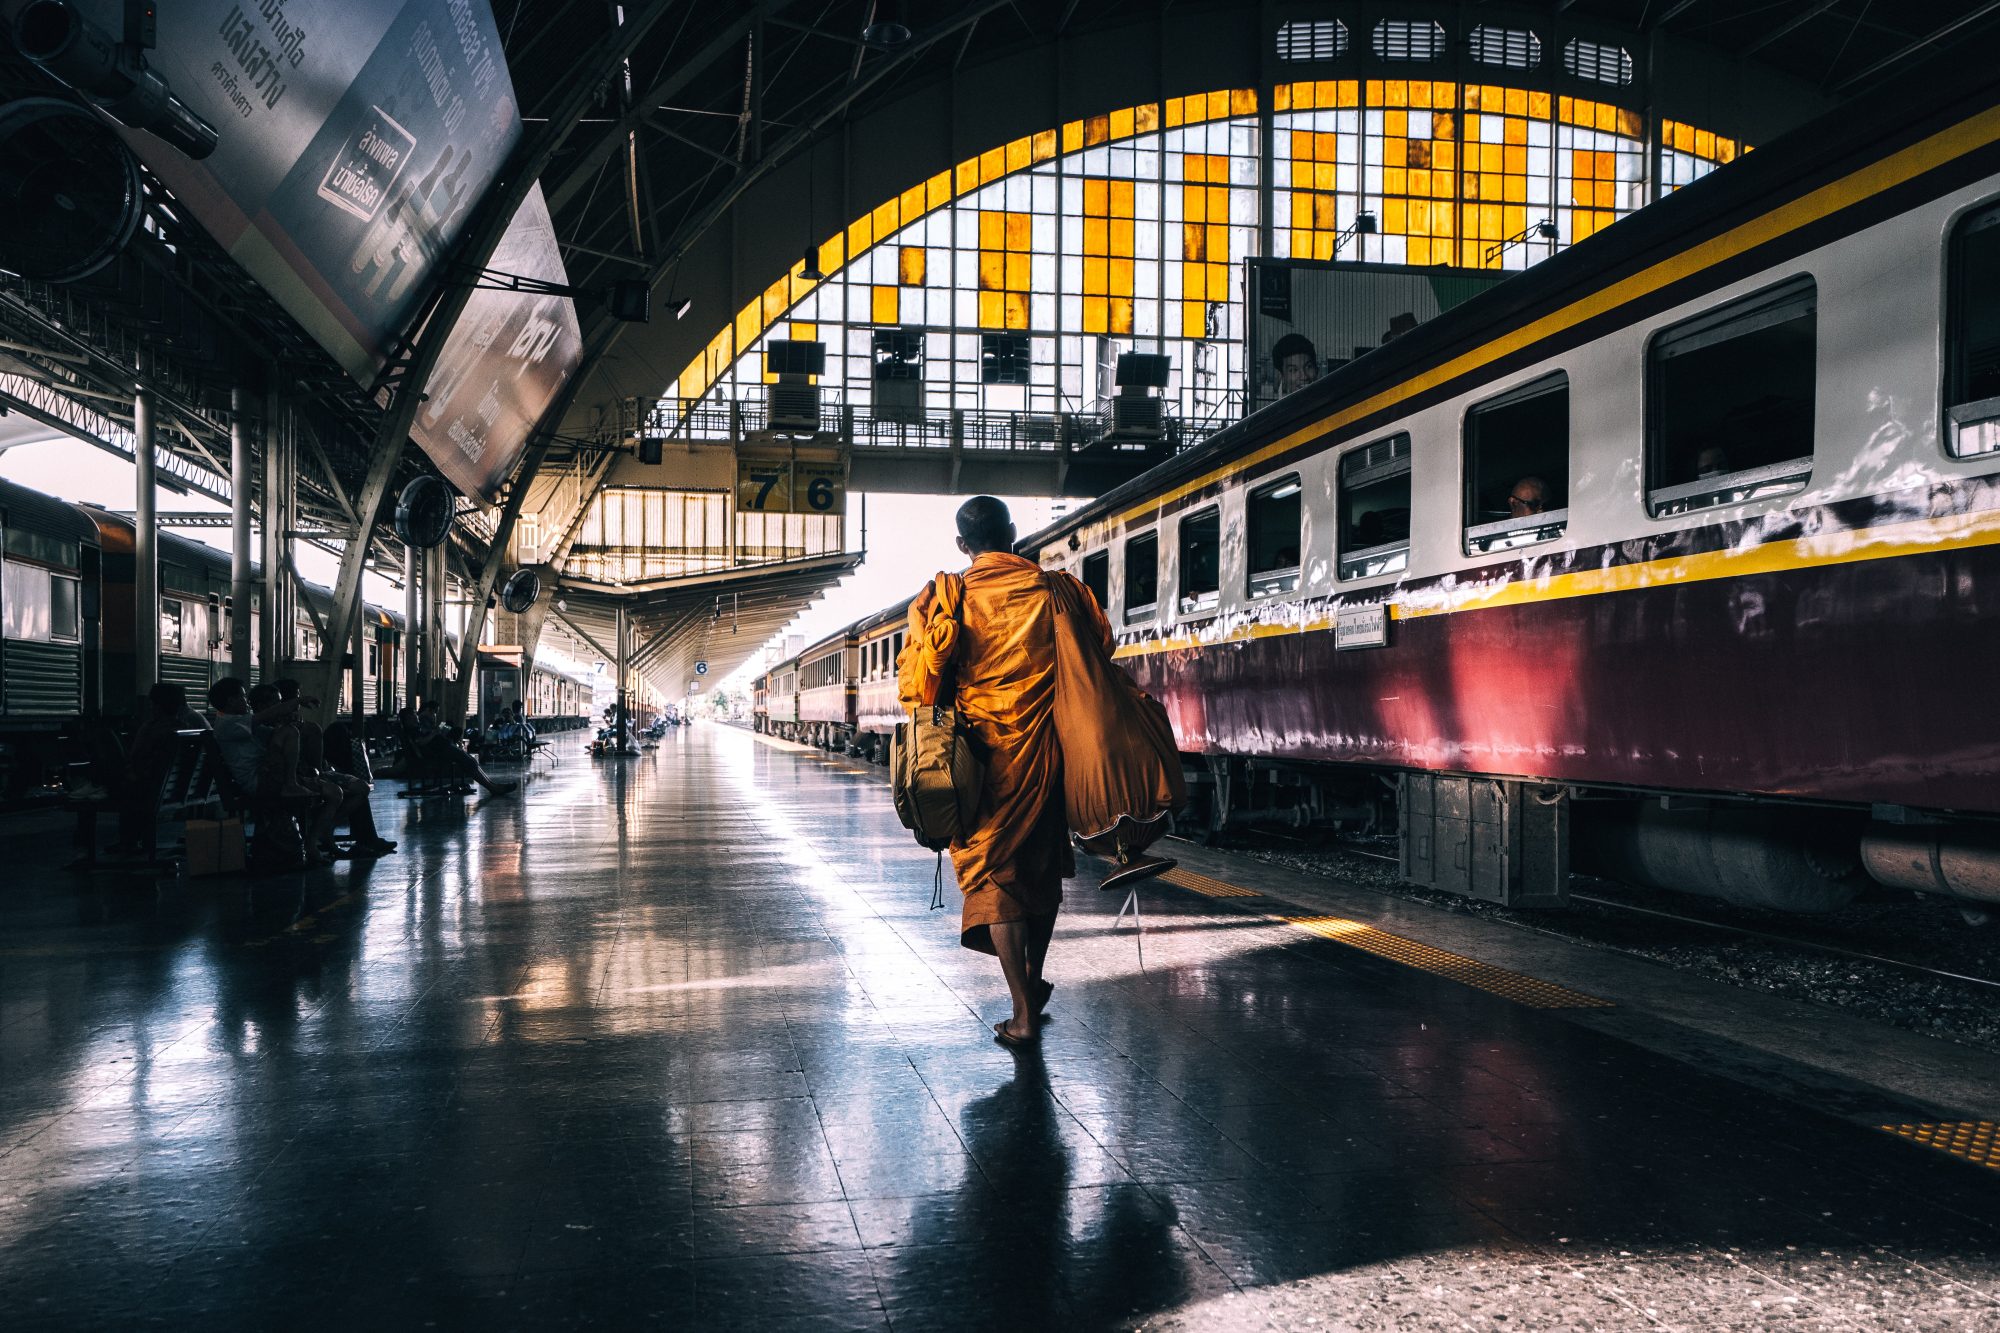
[1208, 223, 1228, 261]
[1504, 144, 1527, 174]
[1164, 98, 1184, 129]
[1083, 257, 1107, 295]
[1336, 80, 1359, 108]
[976, 145, 1001, 182]
[763, 278, 787, 322]
[956, 159, 980, 195]
[1134, 103, 1159, 134]
[1385, 167, 1407, 195]
[1435, 200, 1455, 237]
[1385, 81, 1409, 108]
[1084, 178, 1109, 215]
[1033, 128, 1057, 162]
[1274, 83, 1294, 112]
[1230, 88, 1257, 116]
[899, 246, 926, 286]
[1433, 141, 1456, 170]
[1004, 291, 1028, 330]
[1110, 257, 1133, 295]
[1503, 175, 1526, 203]
[872, 286, 898, 324]
[1063, 120, 1084, 152]
[874, 198, 899, 235]
[1289, 82, 1313, 111]
[1183, 223, 1205, 262]
[1481, 144, 1505, 173]
[1110, 219, 1134, 255]
[979, 211, 1004, 250]
[1083, 217, 1109, 255]
[1505, 117, 1528, 146]
[1110, 107, 1135, 140]
[1409, 140, 1433, 170]
[1005, 136, 1030, 174]
[979, 290, 1003, 328]
[734, 305, 758, 351]
[978, 252, 1005, 290]
[1182, 300, 1205, 339]
[1004, 253, 1030, 291]
[1385, 198, 1408, 233]
[1084, 114, 1109, 146]
[1313, 131, 1338, 162]
[1695, 128, 1716, 158]
[1312, 193, 1338, 230]
[1005, 212, 1032, 251]
[898, 183, 924, 222]
[1185, 189, 1207, 224]
[1184, 264, 1206, 301]
[1434, 111, 1457, 141]
[1410, 168, 1430, 197]
[1596, 181, 1616, 208]
[848, 215, 874, 254]
[1111, 180, 1135, 217]
[791, 322, 816, 342]
[1386, 110, 1408, 138]
[1408, 200, 1430, 236]
[926, 171, 952, 210]
[1530, 90, 1551, 118]
[1618, 107, 1643, 138]
[1290, 195, 1312, 230]
[1082, 296, 1107, 333]
[1109, 297, 1133, 335]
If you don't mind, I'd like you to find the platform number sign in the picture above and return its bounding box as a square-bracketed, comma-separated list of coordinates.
[694, 661, 708, 676]
[736, 453, 845, 515]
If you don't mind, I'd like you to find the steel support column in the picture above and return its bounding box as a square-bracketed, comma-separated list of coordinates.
[259, 399, 294, 675]
[132, 367, 158, 692]
[403, 544, 419, 709]
[615, 603, 629, 742]
[228, 387, 254, 678]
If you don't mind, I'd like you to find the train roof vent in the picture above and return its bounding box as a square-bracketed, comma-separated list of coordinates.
[1563, 38, 1634, 86]
[1469, 25, 1541, 70]
[1371, 19, 1446, 63]
[1275, 19, 1348, 62]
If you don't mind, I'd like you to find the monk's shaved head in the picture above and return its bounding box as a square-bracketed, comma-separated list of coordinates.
[956, 495, 1015, 554]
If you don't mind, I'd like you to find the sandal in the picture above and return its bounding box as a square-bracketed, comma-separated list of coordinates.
[993, 1020, 1039, 1049]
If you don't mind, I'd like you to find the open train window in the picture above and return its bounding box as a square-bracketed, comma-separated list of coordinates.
[159, 598, 184, 655]
[1124, 530, 1159, 623]
[1177, 507, 1221, 616]
[1247, 475, 1302, 597]
[1080, 550, 1109, 610]
[1464, 373, 1569, 554]
[1947, 203, 2000, 458]
[1337, 434, 1411, 580]
[50, 575, 80, 644]
[1647, 276, 1816, 515]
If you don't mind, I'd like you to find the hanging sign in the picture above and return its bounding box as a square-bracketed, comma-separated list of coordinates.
[735, 448, 846, 515]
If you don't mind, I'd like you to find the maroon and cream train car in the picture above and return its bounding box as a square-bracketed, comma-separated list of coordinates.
[764, 660, 801, 740]
[850, 599, 912, 762]
[1022, 71, 2000, 917]
[795, 628, 857, 749]
[751, 674, 770, 733]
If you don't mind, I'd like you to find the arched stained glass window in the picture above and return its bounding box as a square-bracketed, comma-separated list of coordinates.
[674, 82, 1744, 426]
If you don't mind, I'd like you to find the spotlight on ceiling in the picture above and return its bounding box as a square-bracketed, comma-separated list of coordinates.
[672, 296, 693, 320]
[861, 1, 911, 48]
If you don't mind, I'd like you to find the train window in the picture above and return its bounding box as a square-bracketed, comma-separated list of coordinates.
[1337, 434, 1412, 580]
[1247, 475, 1302, 597]
[1647, 276, 1816, 515]
[50, 575, 79, 644]
[1464, 373, 1570, 554]
[160, 599, 184, 655]
[1124, 530, 1159, 623]
[1080, 550, 1110, 610]
[1177, 507, 1222, 616]
[1947, 204, 2000, 457]
[1, 563, 50, 640]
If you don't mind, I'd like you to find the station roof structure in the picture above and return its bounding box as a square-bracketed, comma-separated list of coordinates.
[4, 1, 1998, 700]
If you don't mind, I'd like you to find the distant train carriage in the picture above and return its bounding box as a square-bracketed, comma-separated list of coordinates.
[850, 600, 910, 762]
[0, 478, 100, 786]
[751, 674, 770, 733]
[765, 662, 800, 740]
[796, 629, 857, 750]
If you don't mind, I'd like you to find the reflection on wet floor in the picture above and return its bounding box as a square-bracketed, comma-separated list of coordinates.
[1, 726, 1996, 1329]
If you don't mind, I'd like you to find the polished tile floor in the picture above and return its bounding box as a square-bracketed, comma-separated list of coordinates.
[1, 726, 1996, 1330]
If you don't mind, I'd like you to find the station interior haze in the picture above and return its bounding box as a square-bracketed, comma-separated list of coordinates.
[2, 2, 1999, 1330]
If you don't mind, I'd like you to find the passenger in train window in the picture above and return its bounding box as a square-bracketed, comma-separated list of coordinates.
[1507, 476, 1550, 516]
[1271, 332, 1320, 396]
[1696, 446, 1730, 479]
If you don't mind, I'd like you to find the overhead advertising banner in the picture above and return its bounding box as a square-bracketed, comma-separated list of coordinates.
[409, 183, 581, 501]
[50, 0, 580, 501]
[1244, 259, 1508, 414]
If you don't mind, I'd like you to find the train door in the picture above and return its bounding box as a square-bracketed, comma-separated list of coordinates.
[480, 663, 521, 724]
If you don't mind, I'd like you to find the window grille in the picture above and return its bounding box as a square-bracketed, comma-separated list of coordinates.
[1372, 20, 1446, 63]
[1276, 19, 1348, 62]
[1469, 26, 1541, 70]
[1563, 38, 1634, 86]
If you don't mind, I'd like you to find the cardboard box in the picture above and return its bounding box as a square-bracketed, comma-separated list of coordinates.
[185, 817, 246, 877]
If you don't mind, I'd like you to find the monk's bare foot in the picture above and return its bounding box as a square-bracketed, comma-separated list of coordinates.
[993, 1018, 1038, 1048]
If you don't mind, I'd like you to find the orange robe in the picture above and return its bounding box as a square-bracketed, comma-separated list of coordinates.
[899, 552, 1111, 953]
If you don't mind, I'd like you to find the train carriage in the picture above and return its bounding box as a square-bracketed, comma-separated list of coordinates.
[765, 661, 800, 740]
[0, 478, 100, 784]
[751, 674, 770, 733]
[1019, 67, 2000, 914]
[796, 629, 857, 750]
[851, 600, 911, 762]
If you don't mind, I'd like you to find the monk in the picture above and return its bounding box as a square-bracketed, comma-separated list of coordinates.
[899, 496, 1112, 1047]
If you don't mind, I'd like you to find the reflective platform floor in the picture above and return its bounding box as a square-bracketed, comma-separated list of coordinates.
[2, 726, 1997, 1330]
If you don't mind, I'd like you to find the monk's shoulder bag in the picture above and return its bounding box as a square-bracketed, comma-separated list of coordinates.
[890, 574, 983, 855]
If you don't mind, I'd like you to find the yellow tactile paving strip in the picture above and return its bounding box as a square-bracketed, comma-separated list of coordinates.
[1283, 914, 1616, 1010]
[1880, 1121, 2000, 1172]
[1158, 867, 1262, 898]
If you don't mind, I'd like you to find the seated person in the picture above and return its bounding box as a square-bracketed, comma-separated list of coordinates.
[411, 700, 519, 796]
[77, 683, 204, 860]
[273, 678, 395, 860]
[211, 677, 332, 864]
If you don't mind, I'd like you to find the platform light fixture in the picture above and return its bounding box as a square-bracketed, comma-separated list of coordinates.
[1484, 217, 1560, 265]
[1336, 210, 1379, 256]
[860, 0, 912, 47]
